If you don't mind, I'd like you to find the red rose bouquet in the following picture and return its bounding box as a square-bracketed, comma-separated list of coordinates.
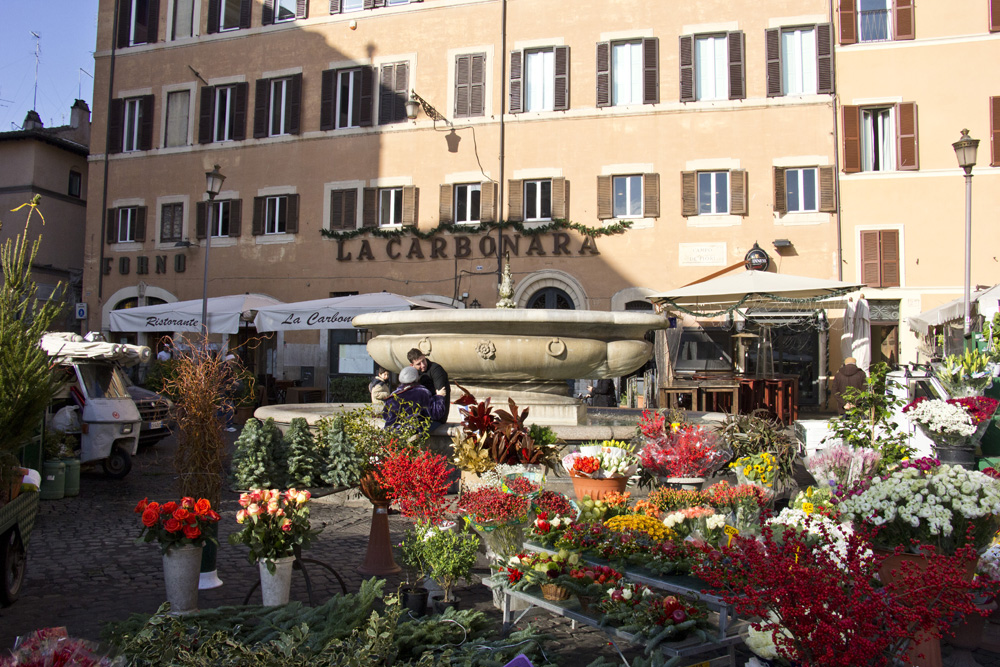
[135, 496, 220, 555]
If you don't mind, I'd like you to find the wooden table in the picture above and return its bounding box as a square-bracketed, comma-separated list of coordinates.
[659, 386, 699, 411]
[699, 383, 740, 413]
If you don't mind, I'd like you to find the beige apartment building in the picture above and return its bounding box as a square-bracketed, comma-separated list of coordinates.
[84, 0, 847, 402]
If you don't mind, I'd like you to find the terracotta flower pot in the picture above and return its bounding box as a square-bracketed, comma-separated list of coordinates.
[570, 474, 627, 502]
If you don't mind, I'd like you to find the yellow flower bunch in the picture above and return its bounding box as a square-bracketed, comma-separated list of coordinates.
[730, 451, 777, 487]
[604, 513, 671, 541]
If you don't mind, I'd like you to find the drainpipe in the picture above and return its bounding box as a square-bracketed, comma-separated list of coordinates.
[497, 0, 507, 296]
[97, 0, 122, 310]
[830, 0, 843, 282]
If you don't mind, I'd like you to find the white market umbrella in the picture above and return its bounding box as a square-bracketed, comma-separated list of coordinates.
[252, 292, 447, 332]
[841, 298, 856, 361]
[850, 297, 872, 372]
[109, 293, 282, 334]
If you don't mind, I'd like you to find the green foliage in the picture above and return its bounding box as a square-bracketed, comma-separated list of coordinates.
[230, 418, 286, 489]
[396, 527, 429, 585]
[284, 418, 323, 488]
[327, 375, 371, 403]
[718, 410, 797, 484]
[528, 424, 559, 449]
[986, 313, 1000, 363]
[143, 360, 182, 398]
[423, 527, 480, 602]
[320, 215, 632, 241]
[341, 404, 426, 474]
[316, 415, 362, 488]
[936, 347, 994, 396]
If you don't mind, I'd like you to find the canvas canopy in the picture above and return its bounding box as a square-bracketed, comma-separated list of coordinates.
[907, 284, 1000, 335]
[109, 293, 282, 334]
[252, 292, 446, 332]
[41, 332, 151, 366]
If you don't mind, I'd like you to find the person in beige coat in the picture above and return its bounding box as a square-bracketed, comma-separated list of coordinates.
[368, 367, 391, 410]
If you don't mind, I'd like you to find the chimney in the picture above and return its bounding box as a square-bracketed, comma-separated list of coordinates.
[67, 100, 91, 146]
[23, 110, 43, 130]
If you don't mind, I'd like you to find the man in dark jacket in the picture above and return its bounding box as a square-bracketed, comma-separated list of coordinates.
[831, 357, 867, 415]
[407, 348, 451, 407]
[383, 366, 448, 437]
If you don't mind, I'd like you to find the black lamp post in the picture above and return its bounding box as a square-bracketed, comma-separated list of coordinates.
[952, 130, 979, 339]
[202, 165, 226, 337]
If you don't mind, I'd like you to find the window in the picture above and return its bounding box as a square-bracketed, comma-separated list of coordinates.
[773, 166, 839, 214]
[329, 189, 358, 229]
[524, 180, 552, 221]
[109, 96, 153, 153]
[698, 171, 728, 214]
[506, 177, 567, 222]
[362, 186, 418, 227]
[674, 328, 733, 373]
[378, 63, 409, 125]
[338, 0, 364, 12]
[454, 184, 481, 224]
[680, 170, 748, 217]
[117, 0, 158, 48]
[207, 0, 250, 34]
[860, 229, 900, 287]
[387, 0, 410, 5]
[596, 39, 658, 107]
[160, 202, 183, 242]
[841, 103, 918, 173]
[839, 0, 914, 44]
[198, 83, 248, 144]
[196, 199, 242, 238]
[527, 287, 574, 309]
[164, 90, 190, 147]
[262, 0, 306, 24]
[105, 206, 147, 244]
[438, 182, 496, 224]
[253, 75, 301, 137]
[321, 67, 373, 130]
[613, 175, 642, 217]
[454, 53, 486, 118]
[124, 99, 143, 152]
[597, 174, 659, 219]
[252, 194, 299, 235]
[68, 170, 82, 198]
[766, 24, 834, 97]
[210, 201, 231, 237]
[509, 46, 570, 113]
[859, 0, 891, 42]
[786, 168, 816, 212]
[991, 97, 1000, 167]
[172, 0, 194, 39]
[379, 188, 403, 226]
[679, 32, 745, 102]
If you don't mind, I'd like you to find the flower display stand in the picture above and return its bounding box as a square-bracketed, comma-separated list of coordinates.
[162, 544, 202, 613]
[357, 475, 401, 576]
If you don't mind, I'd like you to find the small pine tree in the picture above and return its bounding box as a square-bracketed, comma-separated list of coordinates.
[284, 417, 322, 488]
[317, 415, 362, 488]
[230, 417, 285, 489]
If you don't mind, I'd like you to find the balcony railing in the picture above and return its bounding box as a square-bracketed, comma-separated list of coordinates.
[859, 9, 891, 42]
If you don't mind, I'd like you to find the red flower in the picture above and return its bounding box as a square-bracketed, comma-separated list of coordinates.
[173, 508, 191, 522]
[206, 509, 221, 522]
[180, 497, 195, 509]
[141, 508, 159, 528]
[134, 498, 149, 513]
[182, 525, 201, 540]
[163, 518, 182, 533]
[194, 498, 211, 516]
[160, 501, 178, 515]
[572, 456, 601, 475]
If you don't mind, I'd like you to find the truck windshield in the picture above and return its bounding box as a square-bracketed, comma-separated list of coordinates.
[77, 364, 131, 400]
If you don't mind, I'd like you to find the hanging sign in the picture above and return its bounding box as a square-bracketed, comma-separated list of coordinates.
[744, 244, 770, 271]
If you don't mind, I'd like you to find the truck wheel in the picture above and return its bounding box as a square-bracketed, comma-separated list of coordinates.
[103, 447, 132, 478]
[0, 529, 25, 606]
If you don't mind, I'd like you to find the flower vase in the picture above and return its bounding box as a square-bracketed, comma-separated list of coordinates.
[658, 477, 706, 491]
[570, 474, 627, 502]
[918, 426, 977, 470]
[162, 544, 203, 613]
[259, 555, 296, 606]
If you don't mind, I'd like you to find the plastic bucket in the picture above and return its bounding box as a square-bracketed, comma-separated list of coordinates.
[39, 460, 66, 500]
[61, 458, 81, 497]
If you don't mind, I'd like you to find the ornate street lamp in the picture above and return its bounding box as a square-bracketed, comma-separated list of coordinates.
[202, 165, 226, 336]
[952, 130, 979, 340]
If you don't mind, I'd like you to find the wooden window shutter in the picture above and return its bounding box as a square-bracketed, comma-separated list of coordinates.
[286, 195, 299, 233]
[893, 0, 915, 40]
[135, 207, 147, 242]
[394, 63, 409, 122]
[816, 23, 835, 94]
[595, 42, 611, 108]
[860, 231, 881, 285]
[896, 102, 919, 170]
[470, 54, 485, 116]
[553, 46, 570, 111]
[359, 66, 375, 126]
[229, 199, 243, 236]
[196, 201, 207, 239]
[139, 95, 155, 150]
[117, 0, 132, 48]
[842, 105, 861, 173]
[838, 0, 857, 45]
[233, 82, 249, 140]
[439, 184, 453, 224]
[207, 0, 220, 34]
[727, 31, 745, 100]
[681, 171, 697, 216]
[551, 177, 568, 219]
[642, 38, 659, 104]
[765, 28, 782, 97]
[678, 36, 695, 102]
[262, 0, 275, 25]
[320, 70, 336, 130]
[643, 173, 660, 218]
[378, 65, 395, 124]
[480, 181, 497, 222]
[879, 230, 900, 287]
[287, 73, 302, 134]
[454, 54, 471, 117]
[239, 0, 252, 29]
[106, 209, 117, 244]
[198, 86, 215, 144]
[730, 169, 748, 216]
[401, 186, 419, 226]
[507, 179, 523, 222]
[362, 188, 378, 227]
[330, 0, 342, 13]
[773, 167, 787, 214]
[509, 51, 523, 113]
[818, 166, 837, 212]
[330, 190, 345, 229]
[992, 0, 1000, 32]
[253, 79, 270, 138]
[596, 175, 612, 219]
[297, 0, 308, 19]
[108, 99, 125, 154]
[991, 97, 1000, 166]
[363, 0, 374, 8]
[147, 0, 160, 43]
[252, 197, 265, 235]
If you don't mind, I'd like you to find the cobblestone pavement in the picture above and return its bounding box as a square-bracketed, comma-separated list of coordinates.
[2, 430, 1000, 666]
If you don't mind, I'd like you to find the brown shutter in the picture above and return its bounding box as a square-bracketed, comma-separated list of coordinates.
[252, 196, 265, 235]
[897, 102, 919, 170]
[330, 0, 341, 12]
[596, 175, 612, 219]
[233, 82, 248, 140]
[402, 186, 419, 226]
[439, 184, 453, 224]
[879, 230, 900, 287]
[359, 67, 374, 126]
[286, 194, 299, 233]
[681, 171, 697, 216]
[139, 95, 155, 150]
[196, 201, 207, 239]
[454, 54, 471, 117]
[727, 31, 745, 100]
[838, 0, 857, 45]
[253, 78, 270, 138]
[507, 179, 523, 222]
[894, 0, 915, 40]
[842, 105, 861, 173]
[134, 207, 147, 242]
[679, 36, 694, 102]
[992, 0, 1000, 32]
[773, 167, 787, 214]
[551, 178, 568, 219]
[147, 0, 160, 43]
[229, 200, 242, 236]
[296, 0, 307, 18]
[765, 28, 782, 97]
[992, 97, 1000, 166]
[818, 166, 837, 212]
[108, 99, 125, 154]
[239, 0, 252, 29]
[643, 173, 660, 218]
[378, 64, 395, 124]
[262, 0, 274, 25]
[207, 0, 220, 33]
[553, 46, 570, 111]
[595, 42, 611, 107]
[643, 38, 659, 104]
[816, 23, 835, 94]
[470, 54, 485, 116]
[509, 50, 523, 113]
[117, 0, 132, 47]
[330, 190, 345, 229]
[730, 169, 748, 216]
[480, 181, 497, 222]
[393, 62, 409, 122]
[287, 73, 302, 134]
[106, 209, 117, 244]
[860, 230, 881, 286]
[320, 69, 335, 130]
[199, 86, 215, 143]
[362, 188, 378, 227]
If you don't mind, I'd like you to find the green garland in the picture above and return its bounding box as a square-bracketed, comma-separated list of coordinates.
[320, 218, 633, 241]
[659, 289, 857, 318]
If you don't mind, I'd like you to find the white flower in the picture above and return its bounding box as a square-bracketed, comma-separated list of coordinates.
[622, 588, 633, 600]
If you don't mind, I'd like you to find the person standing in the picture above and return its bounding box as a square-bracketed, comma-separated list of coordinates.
[588, 378, 618, 407]
[407, 348, 450, 407]
[156, 343, 172, 362]
[382, 366, 447, 438]
[369, 366, 391, 411]
[831, 357, 867, 415]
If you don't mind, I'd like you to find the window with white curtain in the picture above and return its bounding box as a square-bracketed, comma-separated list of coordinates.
[172, 0, 194, 39]
[611, 41, 642, 105]
[781, 27, 817, 95]
[861, 106, 894, 171]
[165, 90, 190, 147]
[695, 35, 728, 101]
[524, 49, 555, 112]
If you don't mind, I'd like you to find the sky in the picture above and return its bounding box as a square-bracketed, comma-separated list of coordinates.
[0, 1, 100, 132]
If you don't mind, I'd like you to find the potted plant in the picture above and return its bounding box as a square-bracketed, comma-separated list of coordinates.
[422, 524, 480, 612]
[397, 528, 430, 615]
[456, 482, 531, 564]
[562, 440, 638, 501]
[636, 417, 729, 490]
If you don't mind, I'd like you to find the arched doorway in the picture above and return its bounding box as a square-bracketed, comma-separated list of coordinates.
[526, 287, 575, 310]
